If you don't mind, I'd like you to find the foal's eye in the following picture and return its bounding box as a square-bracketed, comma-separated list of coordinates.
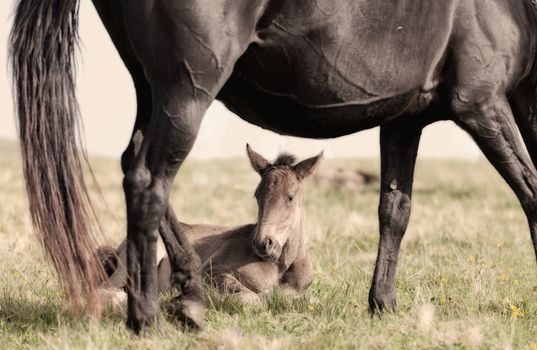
[287, 195, 294, 203]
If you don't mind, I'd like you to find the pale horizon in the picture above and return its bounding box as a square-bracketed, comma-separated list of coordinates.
[0, 1, 482, 161]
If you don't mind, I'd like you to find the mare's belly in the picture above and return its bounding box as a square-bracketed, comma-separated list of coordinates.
[217, 0, 455, 138]
[218, 74, 433, 138]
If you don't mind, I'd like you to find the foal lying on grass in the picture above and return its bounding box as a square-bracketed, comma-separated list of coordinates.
[99, 145, 322, 304]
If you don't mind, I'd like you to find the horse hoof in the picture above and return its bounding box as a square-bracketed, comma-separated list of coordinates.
[368, 294, 396, 315]
[126, 315, 159, 335]
[168, 298, 205, 330]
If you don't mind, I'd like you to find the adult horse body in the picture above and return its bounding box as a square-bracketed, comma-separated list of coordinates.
[10, 0, 537, 332]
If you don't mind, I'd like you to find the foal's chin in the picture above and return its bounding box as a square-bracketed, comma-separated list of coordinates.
[262, 254, 281, 263]
[254, 249, 281, 262]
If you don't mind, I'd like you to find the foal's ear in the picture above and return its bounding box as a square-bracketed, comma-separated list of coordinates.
[246, 144, 271, 175]
[293, 152, 324, 180]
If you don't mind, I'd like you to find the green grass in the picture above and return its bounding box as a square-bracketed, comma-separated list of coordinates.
[1, 140, 537, 349]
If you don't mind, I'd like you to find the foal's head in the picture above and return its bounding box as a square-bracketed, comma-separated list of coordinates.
[246, 144, 323, 261]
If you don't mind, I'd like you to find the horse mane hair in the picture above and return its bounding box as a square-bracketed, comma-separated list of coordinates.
[274, 153, 297, 166]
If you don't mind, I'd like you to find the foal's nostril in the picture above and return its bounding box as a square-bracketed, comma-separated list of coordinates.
[266, 237, 273, 249]
[254, 237, 277, 257]
[254, 237, 282, 260]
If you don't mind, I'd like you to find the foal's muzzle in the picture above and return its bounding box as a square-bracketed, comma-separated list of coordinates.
[253, 236, 282, 261]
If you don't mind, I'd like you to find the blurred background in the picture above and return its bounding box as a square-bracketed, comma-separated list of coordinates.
[0, 1, 481, 161]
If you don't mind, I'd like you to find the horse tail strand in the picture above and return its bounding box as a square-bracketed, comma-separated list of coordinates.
[9, 0, 103, 314]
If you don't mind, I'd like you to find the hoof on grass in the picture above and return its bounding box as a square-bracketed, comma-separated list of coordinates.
[368, 294, 396, 315]
[126, 315, 160, 335]
[168, 298, 205, 331]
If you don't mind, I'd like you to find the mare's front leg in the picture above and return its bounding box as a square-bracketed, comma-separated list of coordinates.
[369, 122, 422, 313]
[280, 255, 314, 295]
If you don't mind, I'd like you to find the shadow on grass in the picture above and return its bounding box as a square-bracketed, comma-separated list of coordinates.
[0, 291, 128, 336]
[0, 293, 62, 334]
[162, 286, 321, 319]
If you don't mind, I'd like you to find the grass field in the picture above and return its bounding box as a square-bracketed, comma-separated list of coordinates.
[2, 139, 537, 349]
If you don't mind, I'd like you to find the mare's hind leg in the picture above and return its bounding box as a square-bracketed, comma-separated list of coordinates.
[369, 122, 422, 313]
[93, 0, 208, 330]
[118, 83, 205, 328]
[454, 93, 537, 265]
[511, 83, 537, 168]
[118, 4, 254, 332]
[122, 78, 211, 333]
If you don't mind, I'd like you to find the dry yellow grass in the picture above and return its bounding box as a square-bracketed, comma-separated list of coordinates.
[2, 139, 537, 349]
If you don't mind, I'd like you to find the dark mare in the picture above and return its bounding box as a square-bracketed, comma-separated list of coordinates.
[10, 0, 537, 333]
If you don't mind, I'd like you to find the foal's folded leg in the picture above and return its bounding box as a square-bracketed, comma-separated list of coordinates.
[215, 274, 261, 305]
[280, 254, 314, 296]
